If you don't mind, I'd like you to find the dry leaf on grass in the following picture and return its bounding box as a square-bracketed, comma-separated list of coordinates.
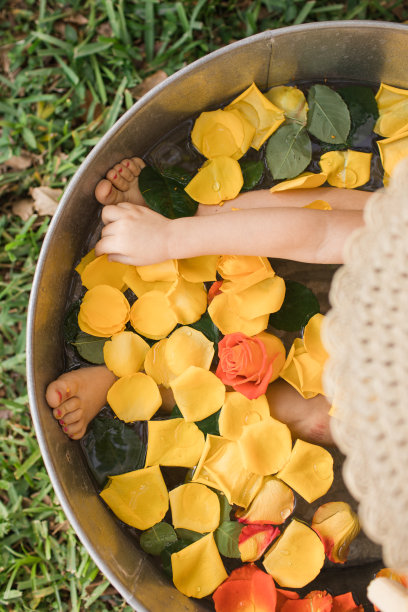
[4, 154, 32, 170]
[12, 199, 35, 220]
[30, 186, 62, 216]
[131, 70, 168, 100]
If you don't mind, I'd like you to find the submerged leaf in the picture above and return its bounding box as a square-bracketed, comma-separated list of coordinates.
[337, 85, 378, 147]
[240, 159, 264, 190]
[139, 166, 198, 219]
[71, 330, 107, 364]
[266, 123, 311, 180]
[307, 84, 350, 144]
[214, 521, 243, 558]
[140, 522, 178, 556]
[269, 280, 320, 332]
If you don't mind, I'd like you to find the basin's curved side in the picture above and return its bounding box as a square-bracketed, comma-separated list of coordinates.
[27, 21, 408, 610]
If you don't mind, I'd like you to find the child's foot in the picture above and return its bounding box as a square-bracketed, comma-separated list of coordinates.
[266, 379, 334, 445]
[95, 157, 146, 207]
[46, 366, 117, 440]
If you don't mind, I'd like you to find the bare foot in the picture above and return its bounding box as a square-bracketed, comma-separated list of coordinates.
[95, 157, 146, 207]
[46, 366, 117, 440]
[266, 379, 334, 445]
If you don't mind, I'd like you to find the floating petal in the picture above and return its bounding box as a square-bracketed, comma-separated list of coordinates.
[319, 150, 371, 188]
[75, 249, 95, 275]
[238, 417, 292, 476]
[332, 592, 364, 611]
[100, 466, 168, 530]
[236, 476, 294, 525]
[103, 331, 150, 377]
[312, 501, 360, 563]
[263, 519, 325, 588]
[239, 524, 280, 562]
[219, 392, 270, 440]
[178, 255, 219, 283]
[377, 128, 408, 176]
[78, 285, 130, 338]
[165, 326, 214, 376]
[145, 418, 205, 467]
[213, 564, 277, 612]
[166, 277, 207, 325]
[304, 200, 332, 210]
[123, 266, 173, 297]
[281, 591, 333, 611]
[144, 339, 172, 387]
[270, 172, 327, 192]
[277, 439, 334, 503]
[209, 291, 269, 336]
[226, 82, 285, 149]
[136, 259, 178, 282]
[130, 290, 177, 340]
[303, 313, 329, 364]
[217, 255, 274, 290]
[170, 483, 220, 532]
[191, 108, 253, 160]
[170, 366, 225, 422]
[280, 338, 324, 398]
[265, 85, 308, 124]
[229, 275, 286, 319]
[80, 253, 129, 291]
[107, 372, 162, 422]
[171, 533, 227, 598]
[185, 157, 243, 205]
[375, 83, 408, 137]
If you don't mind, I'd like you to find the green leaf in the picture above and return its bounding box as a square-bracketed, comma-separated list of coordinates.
[265, 123, 311, 180]
[307, 84, 350, 144]
[189, 311, 220, 350]
[195, 409, 220, 437]
[214, 521, 242, 558]
[337, 85, 378, 148]
[139, 166, 198, 219]
[63, 301, 80, 343]
[160, 166, 193, 186]
[269, 280, 320, 332]
[170, 405, 183, 419]
[140, 522, 177, 556]
[175, 528, 205, 543]
[81, 414, 146, 488]
[71, 330, 107, 364]
[216, 493, 232, 523]
[160, 540, 190, 577]
[240, 159, 264, 190]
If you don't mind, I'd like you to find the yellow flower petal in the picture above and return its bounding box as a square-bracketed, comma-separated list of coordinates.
[226, 82, 285, 149]
[185, 157, 243, 205]
[208, 291, 269, 336]
[123, 266, 173, 297]
[238, 417, 292, 476]
[178, 255, 219, 283]
[270, 172, 327, 192]
[107, 372, 162, 422]
[377, 128, 408, 176]
[227, 275, 286, 318]
[145, 418, 205, 467]
[193, 434, 263, 507]
[165, 326, 214, 377]
[375, 83, 408, 137]
[144, 339, 172, 387]
[263, 519, 325, 588]
[236, 476, 294, 524]
[191, 108, 253, 160]
[103, 331, 150, 377]
[130, 290, 177, 340]
[169, 483, 220, 532]
[79, 254, 129, 291]
[136, 259, 178, 282]
[217, 255, 274, 289]
[166, 277, 207, 325]
[304, 199, 332, 210]
[78, 285, 130, 338]
[277, 439, 334, 503]
[312, 501, 360, 563]
[75, 249, 96, 275]
[319, 150, 372, 188]
[228, 108, 257, 159]
[280, 338, 324, 398]
[170, 366, 225, 422]
[100, 466, 168, 530]
[171, 533, 227, 598]
[219, 392, 270, 440]
[265, 85, 308, 124]
[303, 313, 329, 364]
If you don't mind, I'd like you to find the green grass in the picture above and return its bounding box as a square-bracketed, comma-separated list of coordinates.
[0, 0, 407, 609]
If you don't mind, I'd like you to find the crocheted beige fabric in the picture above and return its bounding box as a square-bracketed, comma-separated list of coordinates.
[324, 158, 408, 571]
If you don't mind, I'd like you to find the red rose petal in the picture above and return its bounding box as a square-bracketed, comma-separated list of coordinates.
[238, 524, 280, 561]
[208, 280, 223, 304]
[213, 564, 277, 612]
[332, 592, 363, 611]
[276, 589, 300, 611]
[281, 590, 332, 612]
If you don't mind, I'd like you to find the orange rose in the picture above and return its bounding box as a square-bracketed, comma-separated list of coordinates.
[215, 332, 285, 399]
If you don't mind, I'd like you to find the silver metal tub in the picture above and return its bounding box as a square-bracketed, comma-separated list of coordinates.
[27, 21, 408, 611]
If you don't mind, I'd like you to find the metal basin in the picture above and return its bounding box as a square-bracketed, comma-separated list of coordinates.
[27, 21, 408, 611]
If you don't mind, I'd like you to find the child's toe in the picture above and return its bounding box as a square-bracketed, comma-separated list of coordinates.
[130, 157, 146, 176]
[114, 163, 133, 182]
[95, 178, 122, 206]
[106, 168, 129, 191]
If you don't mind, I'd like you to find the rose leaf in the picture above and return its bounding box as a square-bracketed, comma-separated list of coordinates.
[338, 85, 378, 148]
[214, 521, 243, 558]
[175, 528, 205, 543]
[189, 310, 220, 349]
[139, 166, 198, 219]
[240, 159, 264, 190]
[268, 280, 320, 332]
[265, 123, 312, 180]
[307, 84, 350, 144]
[160, 539, 190, 577]
[71, 330, 107, 364]
[140, 522, 178, 556]
[195, 409, 220, 437]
